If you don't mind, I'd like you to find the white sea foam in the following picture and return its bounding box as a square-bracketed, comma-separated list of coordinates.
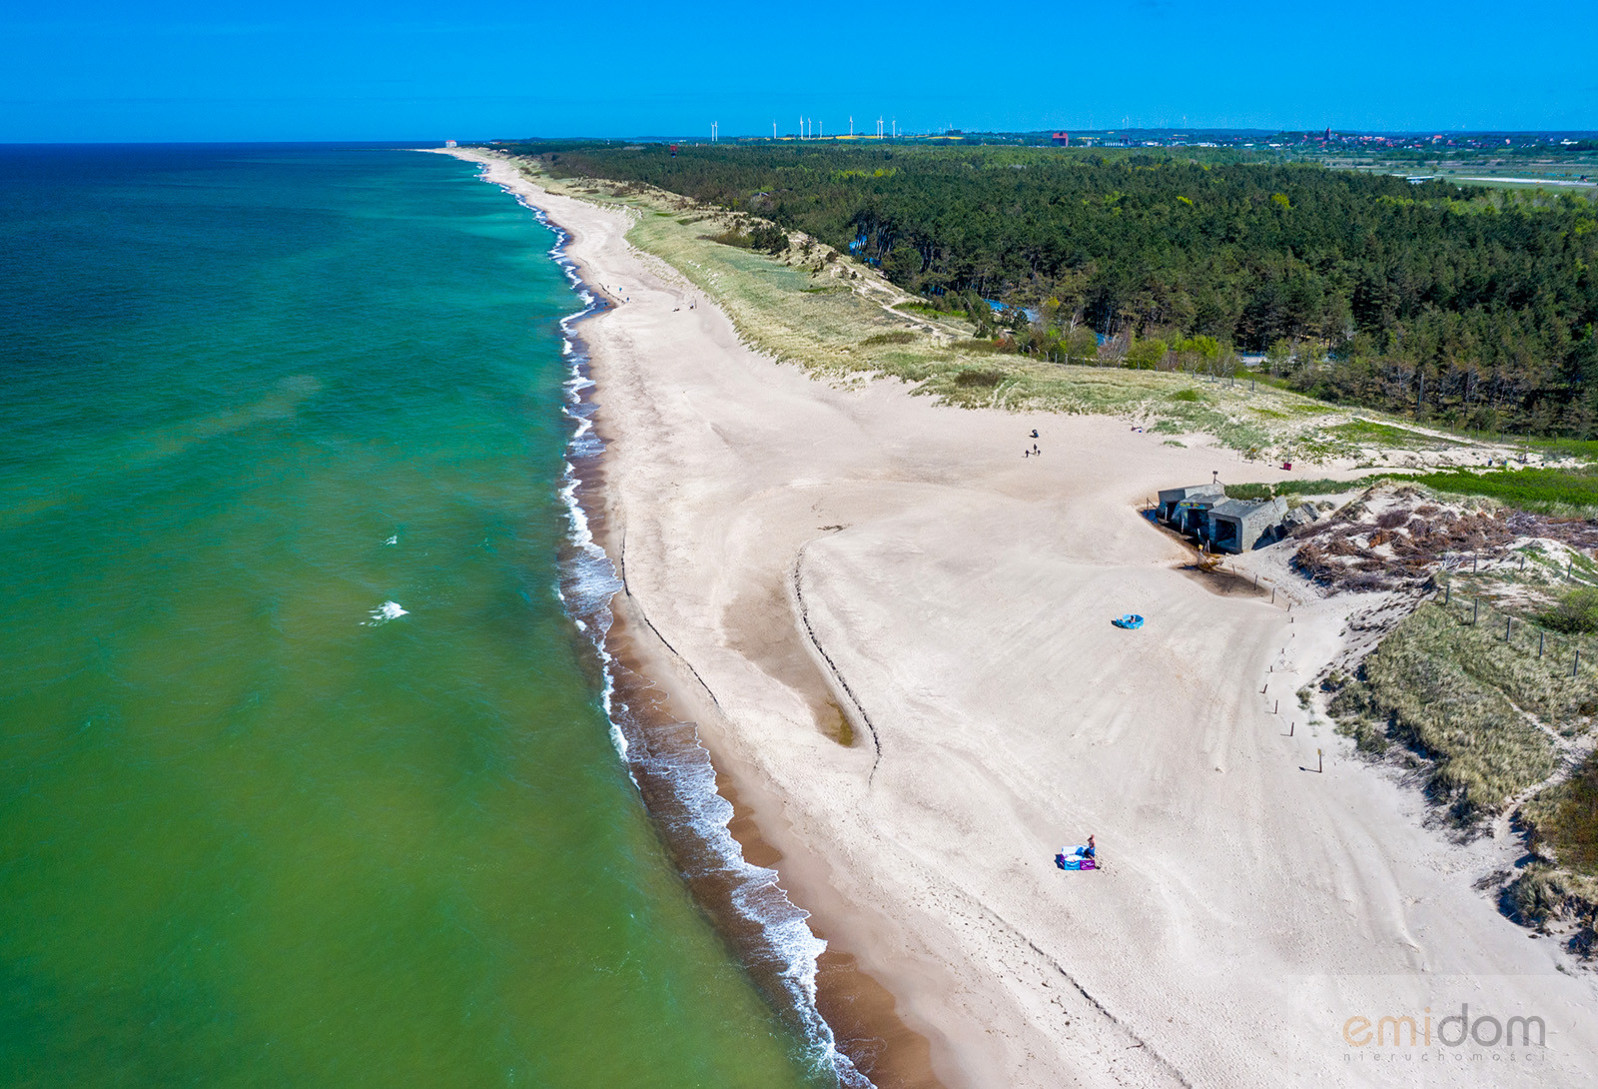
[628, 719, 871, 1089]
[500, 173, 872, 1089]
[364, 600, 408, 625]
[383, 534, 398, 546]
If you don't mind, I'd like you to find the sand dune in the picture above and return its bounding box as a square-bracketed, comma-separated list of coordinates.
[441, 149, 1598, 1088]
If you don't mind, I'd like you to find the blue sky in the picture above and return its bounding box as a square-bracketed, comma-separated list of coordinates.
[3, 0, 1593, 141]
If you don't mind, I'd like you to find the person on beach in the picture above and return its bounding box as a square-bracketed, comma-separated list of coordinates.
[1084, 835, 1095, 859]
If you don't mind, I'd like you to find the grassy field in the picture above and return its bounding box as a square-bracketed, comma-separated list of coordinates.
[1224, 477, 1377, 501]
[1222, 465, 1598, 517]
[1410, 468, 1598, 515]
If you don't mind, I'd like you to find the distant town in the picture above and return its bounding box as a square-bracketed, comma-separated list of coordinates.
[486, 127, 1598, 188]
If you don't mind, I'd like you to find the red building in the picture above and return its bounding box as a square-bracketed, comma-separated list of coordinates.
[1051, 132, 1070, 146]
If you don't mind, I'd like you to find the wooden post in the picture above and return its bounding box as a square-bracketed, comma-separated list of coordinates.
[1317, 749, 1323, 773]
[1271, 587, 1277, 604]
[1576, 649, 1581, 678]
[1506, 616, 1512, 641]
[1445, 583, 1451, 605]
[1290, 721, 1295, 736]
[1540, 630, 1545, 658]
[1275, 699, 1280, 714]
[1473, 598, 1479, 625]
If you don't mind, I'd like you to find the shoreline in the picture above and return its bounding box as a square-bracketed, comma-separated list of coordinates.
[432, 147, 1598, 1088]
[435, 148, 918, 1085]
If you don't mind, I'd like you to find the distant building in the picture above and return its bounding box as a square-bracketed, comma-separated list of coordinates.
[445, 139, 457, 148]
[1051, 132, 1070, 146]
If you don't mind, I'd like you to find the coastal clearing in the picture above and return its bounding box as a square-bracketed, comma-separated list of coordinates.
[436, 148, 1598, 1088]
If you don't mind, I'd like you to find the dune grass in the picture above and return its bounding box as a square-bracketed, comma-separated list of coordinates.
[1328, 419, 1465, 449]
[1525, 755, 1598, 876]
[1330, 601, 1569, 821]
[1511, 760, 1598, 936]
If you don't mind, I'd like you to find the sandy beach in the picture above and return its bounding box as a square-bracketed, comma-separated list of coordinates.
[439, 148, 1598, 1087]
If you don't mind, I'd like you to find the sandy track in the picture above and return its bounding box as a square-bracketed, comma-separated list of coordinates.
[438, 149, 1598, 1088]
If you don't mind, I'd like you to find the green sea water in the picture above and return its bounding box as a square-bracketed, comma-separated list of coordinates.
[0, 145, 829, 1088]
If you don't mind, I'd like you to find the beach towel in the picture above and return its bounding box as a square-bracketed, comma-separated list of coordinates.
[1055, 846, 1097, 871]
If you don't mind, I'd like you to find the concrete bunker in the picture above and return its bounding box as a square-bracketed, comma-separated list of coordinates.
[1205, 496, 1288, 553]
[1156, 485, 1290, 554]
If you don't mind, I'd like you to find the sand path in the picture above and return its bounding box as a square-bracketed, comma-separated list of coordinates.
[440, 150, 1598, 1088]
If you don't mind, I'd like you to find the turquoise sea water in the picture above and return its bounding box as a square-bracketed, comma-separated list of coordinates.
[0, 144, 834, 1088]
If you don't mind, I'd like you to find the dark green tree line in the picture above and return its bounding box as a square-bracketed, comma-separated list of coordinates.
[501, 141, 1598, 436]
